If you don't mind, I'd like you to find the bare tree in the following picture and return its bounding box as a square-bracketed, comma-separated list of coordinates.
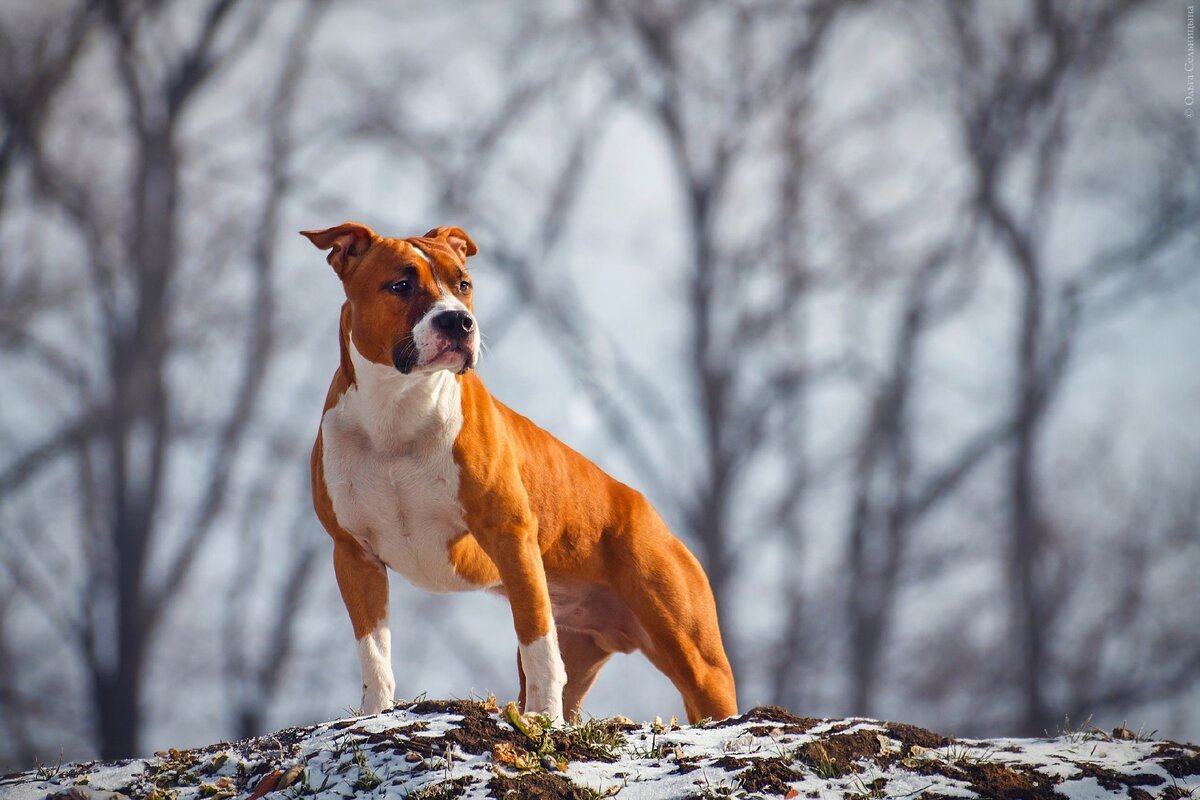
[3, 0, 1197, 769]
[336, 0, 1200, 736]
[0, 0, 330, 759]
[935, 0, 1199, 735]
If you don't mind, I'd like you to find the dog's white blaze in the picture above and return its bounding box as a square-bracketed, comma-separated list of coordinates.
[320, 338, 483, 594]
[357, 622, 394, 715]
[520, 629, 567, 723]
[408, 242, 431, 264]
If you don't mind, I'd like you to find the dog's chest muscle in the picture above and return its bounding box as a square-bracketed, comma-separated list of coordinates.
[320, 372, 477, 593]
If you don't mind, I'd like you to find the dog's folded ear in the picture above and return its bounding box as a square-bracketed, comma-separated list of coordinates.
[423, 226, 478, 263]
[300, 222, 377, 278]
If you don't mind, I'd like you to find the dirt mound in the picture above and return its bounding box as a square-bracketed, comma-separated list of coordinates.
[2, 701, 1196, 800]
[488, 771, 598, 799]
[716, 704, 820, 732]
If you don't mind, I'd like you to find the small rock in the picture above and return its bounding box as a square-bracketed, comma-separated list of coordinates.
[1112, 726, 1136, 741]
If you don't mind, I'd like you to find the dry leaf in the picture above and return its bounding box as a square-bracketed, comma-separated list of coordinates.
[502, 702, 543, 740]
[877, 734, 901, 755]
[247, 770, 281, 800]
[278, 765, 304, 790]
[492, 742, 537, 771]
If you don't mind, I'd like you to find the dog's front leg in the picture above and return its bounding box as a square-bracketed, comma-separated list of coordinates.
[491, 529, 566, 723]
[333, 537, 394, 715]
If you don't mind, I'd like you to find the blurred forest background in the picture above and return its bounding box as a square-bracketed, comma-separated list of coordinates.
[1, 0, 1198, 769]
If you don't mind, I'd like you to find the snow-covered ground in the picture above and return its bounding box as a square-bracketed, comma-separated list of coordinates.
[3, 700, 1197, 799]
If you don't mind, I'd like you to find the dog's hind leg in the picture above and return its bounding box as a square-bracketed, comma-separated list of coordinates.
[516, 649, 527, 712]
[559, 630, 612, 722]
[612, 527, 738, 723]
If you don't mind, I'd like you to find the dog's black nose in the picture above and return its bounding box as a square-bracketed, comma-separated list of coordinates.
[433, 310, 474, 338]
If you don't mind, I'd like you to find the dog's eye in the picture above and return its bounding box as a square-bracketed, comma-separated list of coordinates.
[458, 280, 472, 293]
[388, 280, 412, 295]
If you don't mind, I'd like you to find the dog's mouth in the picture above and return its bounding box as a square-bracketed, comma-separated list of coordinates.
[428, 344, 473, 375]
[392, 338, 474, 375]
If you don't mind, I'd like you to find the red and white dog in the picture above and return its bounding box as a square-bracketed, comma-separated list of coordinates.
[303, 223, 737, 724]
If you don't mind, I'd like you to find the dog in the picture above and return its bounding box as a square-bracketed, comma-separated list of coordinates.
[303, 222, 737, 724]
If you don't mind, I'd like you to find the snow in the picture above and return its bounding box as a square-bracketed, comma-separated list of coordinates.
[1057, 776, 1125, 800]
[82, 762, 149, 791]
[2, 701, 1197, 799]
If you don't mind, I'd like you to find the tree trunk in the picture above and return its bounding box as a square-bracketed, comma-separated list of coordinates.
[94, 127, 177, 759]
[685, 180, 735, 639]
[1010, 271, 1049, 736]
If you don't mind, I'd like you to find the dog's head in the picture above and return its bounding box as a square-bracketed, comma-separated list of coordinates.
[302, 222, 480, 376]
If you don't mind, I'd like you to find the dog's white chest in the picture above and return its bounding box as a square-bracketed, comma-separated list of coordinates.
[320, 354, 478, 594]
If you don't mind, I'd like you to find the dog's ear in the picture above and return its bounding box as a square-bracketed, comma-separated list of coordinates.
[423, 226, 478, 263]
[300, 222, 377, 278]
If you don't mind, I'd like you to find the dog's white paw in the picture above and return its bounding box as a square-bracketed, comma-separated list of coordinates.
[360, 683, 394, 716]
[356, 625, 394, 716]
[519, 632, 567, 726]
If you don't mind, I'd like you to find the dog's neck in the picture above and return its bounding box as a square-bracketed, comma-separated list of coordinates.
[344, 333, 462, 452]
